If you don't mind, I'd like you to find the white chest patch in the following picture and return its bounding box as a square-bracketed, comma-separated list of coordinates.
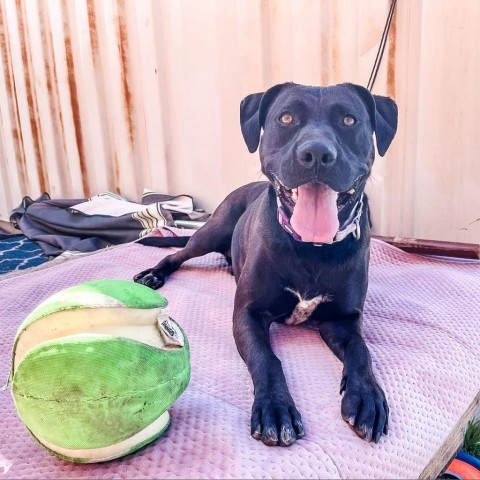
[285, 288, 331, 326]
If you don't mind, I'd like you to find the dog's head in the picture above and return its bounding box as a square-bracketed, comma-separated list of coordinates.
[240, 82, 398, 244]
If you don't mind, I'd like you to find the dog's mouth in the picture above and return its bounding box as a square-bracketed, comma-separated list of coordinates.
[273, 175, 362, 244]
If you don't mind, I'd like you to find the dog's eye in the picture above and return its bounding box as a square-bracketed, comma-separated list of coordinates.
[280, 113, 294, 125]
[342, 116, 356, 126]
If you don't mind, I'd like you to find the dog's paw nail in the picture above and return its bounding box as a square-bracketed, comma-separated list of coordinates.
[262, 427, 278, 446]
[294, 421, 305, 438]
[280, 426, 296, 446]
[356, 424, 369, 439]
[252, 425, 262, 440]
[348, 417, 355, 426]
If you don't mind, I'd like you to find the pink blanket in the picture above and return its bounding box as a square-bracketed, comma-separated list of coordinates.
[1, 239, 479, 479]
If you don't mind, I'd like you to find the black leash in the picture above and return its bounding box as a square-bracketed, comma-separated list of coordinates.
[367, 0, 397, 92]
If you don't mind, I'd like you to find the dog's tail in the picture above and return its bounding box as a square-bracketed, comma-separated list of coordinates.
[137, 236, 190, 248]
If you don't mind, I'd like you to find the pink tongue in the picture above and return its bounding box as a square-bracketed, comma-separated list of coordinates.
[290, 183, 339, 243]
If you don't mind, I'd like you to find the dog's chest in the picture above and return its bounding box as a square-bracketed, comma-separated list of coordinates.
[284, 288, 330, 326]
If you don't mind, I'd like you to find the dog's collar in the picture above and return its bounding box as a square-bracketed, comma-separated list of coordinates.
[276, 193, 364, 246]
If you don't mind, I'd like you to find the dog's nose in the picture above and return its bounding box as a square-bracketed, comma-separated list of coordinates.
[297, 141, 337, 168]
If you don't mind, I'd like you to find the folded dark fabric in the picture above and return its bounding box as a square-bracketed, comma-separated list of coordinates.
[141, 191, 210, 222]
[10, 191, 208, 258]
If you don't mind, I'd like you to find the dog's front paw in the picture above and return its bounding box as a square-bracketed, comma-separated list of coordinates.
[340, 374, 388, 443]
[133, 268, 166, 290]
[251, 396, 305, 447]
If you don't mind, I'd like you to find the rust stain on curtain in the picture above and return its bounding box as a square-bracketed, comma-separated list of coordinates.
[43, 4, 68, 169]
[116, 0, 134, 147]
[387, 5, 397, 99]
[113, 152, 121, 194]
[16, 0, 48, 193]
[0, 1, 27, 188]
[63, 2, 89, 196]
[87, 0, 99, 57]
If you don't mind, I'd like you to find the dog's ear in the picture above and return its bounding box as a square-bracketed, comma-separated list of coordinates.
[346, 84, 398, 157]
[372, 94, 398, 156]
[240, 92, 264, 153]
[240, 84, 289, 153]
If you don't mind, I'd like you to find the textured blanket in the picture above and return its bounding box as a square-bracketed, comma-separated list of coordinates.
[0, 239, 479, 479]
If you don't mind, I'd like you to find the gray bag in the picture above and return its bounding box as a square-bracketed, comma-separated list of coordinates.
[10, 191, 208, 258]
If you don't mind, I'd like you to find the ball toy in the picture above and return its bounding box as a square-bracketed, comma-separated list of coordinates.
[9, 279, 190, 463]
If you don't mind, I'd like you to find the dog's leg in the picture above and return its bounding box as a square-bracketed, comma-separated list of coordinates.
[134, 216, 235, 289]
[134, 183, 268, 289]
[233, 305, 305, 447]
[318, 316, 388, 443]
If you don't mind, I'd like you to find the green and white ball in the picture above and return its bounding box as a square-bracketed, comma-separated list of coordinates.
[10, 279, 190, 463]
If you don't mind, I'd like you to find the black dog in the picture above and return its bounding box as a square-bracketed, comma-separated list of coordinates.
[134, 82, 398, 447]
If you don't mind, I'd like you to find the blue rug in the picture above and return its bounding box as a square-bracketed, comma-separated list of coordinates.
[0, 236, 47, 275]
